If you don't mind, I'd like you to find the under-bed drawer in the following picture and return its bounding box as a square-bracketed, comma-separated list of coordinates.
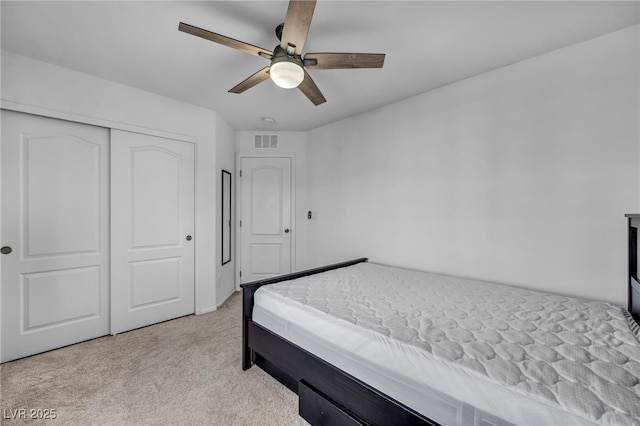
[299, 380, 363, 426]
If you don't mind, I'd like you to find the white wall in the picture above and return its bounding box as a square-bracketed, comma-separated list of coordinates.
[235, 131, 312, 276]
[4, 22, 638, 311]
[1, 50, 220, 313]
[306, 25, 640, 305]
[216, 116, 237, 305]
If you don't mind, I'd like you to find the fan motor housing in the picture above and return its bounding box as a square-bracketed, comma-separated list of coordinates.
[271, 45, 303, 66]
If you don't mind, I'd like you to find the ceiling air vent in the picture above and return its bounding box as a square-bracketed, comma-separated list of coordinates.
[254, 134, 278, 149]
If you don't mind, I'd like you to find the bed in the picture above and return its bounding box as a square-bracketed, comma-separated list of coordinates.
[240, 216, 640, 426]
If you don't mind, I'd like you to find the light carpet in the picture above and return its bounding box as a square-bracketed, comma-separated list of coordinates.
[0, 291, 308, 425]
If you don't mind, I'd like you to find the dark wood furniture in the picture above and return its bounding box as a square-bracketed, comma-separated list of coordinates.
[242, 234, 640, 425]
[626, 214, 640, 324]
[241, 258, 437, 426]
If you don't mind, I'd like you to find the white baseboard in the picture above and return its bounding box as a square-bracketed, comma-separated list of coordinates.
[195, 306, 217, 315]
[217, 289, 238, 307]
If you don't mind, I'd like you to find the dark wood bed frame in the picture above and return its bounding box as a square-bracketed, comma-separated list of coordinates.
[242, 219, 640, 425]
[241, 258, 437, 425]
[626, 214, 640, 324]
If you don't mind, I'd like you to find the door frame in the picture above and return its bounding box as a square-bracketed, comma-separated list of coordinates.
[235, 153, 296, 290]
[2, 101, 197, 145]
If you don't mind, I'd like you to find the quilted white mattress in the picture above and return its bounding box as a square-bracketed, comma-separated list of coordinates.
[252, 262, 640, 426]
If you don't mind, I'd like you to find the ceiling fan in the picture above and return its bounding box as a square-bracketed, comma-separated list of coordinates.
[178, 0, 385, 106]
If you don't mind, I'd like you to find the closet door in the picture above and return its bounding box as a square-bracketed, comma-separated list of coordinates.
[1, 110, 110, 362]
[110, 130, 195, 335]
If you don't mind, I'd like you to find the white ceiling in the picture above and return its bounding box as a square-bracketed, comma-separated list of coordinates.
[2, 1, 638, 131]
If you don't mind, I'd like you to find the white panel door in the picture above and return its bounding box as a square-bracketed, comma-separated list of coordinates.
[1, 110, 110, 362]
[240, 157, 292, 283]
[110, 130, 195, 334]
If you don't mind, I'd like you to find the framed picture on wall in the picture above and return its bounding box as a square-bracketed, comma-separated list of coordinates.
[222, 169, 231, 265]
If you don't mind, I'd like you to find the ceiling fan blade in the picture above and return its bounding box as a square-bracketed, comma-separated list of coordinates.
[280, 0, 317, 55]
[298, 70, 326, 106]
[179, 22, 273, 58]
[228, 67, 271, 94]
[304, 53, 386, 69]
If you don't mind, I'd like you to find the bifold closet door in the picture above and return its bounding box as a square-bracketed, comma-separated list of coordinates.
[1, 110, 110, 362]
[110, 130, 195, 335]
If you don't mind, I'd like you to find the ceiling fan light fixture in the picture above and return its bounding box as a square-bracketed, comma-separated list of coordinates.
[270, 60, 304, 89]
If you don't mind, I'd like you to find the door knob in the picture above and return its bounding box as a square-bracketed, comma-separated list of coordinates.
[186, 235, 192, 241]
[284, 229, 290, 233]
[1, 246, 12, 255]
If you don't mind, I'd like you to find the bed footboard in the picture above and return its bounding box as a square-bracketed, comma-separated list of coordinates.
[626, 215, 640, 324]
[239, 257, 438, 425]
[240, 258, 368, 370]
